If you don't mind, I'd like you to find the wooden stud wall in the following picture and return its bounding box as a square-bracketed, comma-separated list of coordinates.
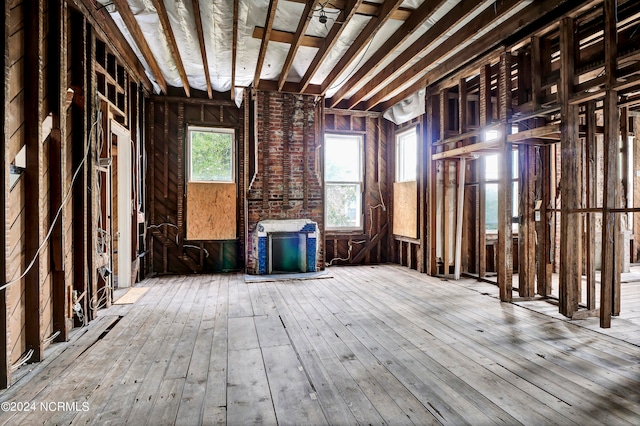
[390, 0, 640, 328]
[0, 2, 146, 387]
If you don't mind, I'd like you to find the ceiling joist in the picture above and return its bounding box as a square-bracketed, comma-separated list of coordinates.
[277, 0, 321, 91]
[150, 0, 191, 97]
[254, 0, 280, 89]
[111, 0, 168, 94]
[318, 0, 404, 95]
[232, 0, 239, 101]
[191, 0, 213, 99]
[286, 0, 413, 21]
[327, 0, 448, 106]
[379, 0, 583, 111]
[298, 0, 364, 92]
[350, 0, 487, 110]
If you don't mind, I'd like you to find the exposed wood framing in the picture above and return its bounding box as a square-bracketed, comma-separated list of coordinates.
[231, 0, 238, 101]
[601, 0, 620, 328]
[299, 0, 362, 92]
[454, 158, 466, 280]
[518, 145, 535, 297]
[497, 52, 513, 302]
[1, 0, 9, 388]
[111, 0, 167, 94]
[366, 0, 519, 111]
[378, 0, 580, 112]
[24, 0, 45, 363]
[50, 0, 69, 342]
[559, 16, 582, 317]
[329, 0, 446, 107]
[585, 101, 597, 309]
[254, 0, 279, 89]
[355, 0, 485, 111]
[150, 0, 190, 97]
[319, 0, 404, 95]
[278, 1, 320, 91]
[191, 0, 212, 99]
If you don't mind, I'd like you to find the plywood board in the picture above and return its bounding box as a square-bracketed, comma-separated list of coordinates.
[393, 181, 418, 238]
[113, 287, 149, 305]
[186, 182, 236, 240]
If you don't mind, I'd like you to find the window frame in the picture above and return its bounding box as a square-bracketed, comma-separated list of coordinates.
[324, 133, 364, 232]
[187, 125, 236, 183]
[395, 127, 418, 182]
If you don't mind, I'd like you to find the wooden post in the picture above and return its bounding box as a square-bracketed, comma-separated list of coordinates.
[478, 64, 490, 279]
[601, 0, 619, 328]
[518, 145, 536, 297]
[634, 115, 640, 264]
[454, 158, 466, 279]
[1, 0, 10, 387]
[440, 89, 450, 274]
[51, 0, 69, 342]
[559, 17, 582, 318]
[585, 101, 597, 310]
[426, 93, 437, 275]
[497, 52, 513, 302]
[617, 106, 629, 316]
[24, 0, 45, 362]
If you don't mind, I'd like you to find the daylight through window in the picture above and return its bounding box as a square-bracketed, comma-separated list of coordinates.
[325, 134, 363, 229]
[188, 126, 235, 183]
[396, 128, 417, 182]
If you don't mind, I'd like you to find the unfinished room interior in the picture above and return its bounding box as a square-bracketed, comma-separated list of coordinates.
[2, 0, 640, 424]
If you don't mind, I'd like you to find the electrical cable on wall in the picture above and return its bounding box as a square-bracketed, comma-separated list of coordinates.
[0, 106, 103, 291]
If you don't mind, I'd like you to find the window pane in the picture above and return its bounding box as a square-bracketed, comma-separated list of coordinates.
[397, 130, 417, 182]
[325, 135, 361, 182]
[326, 184, 361, 228]
[485, 183, 498, 230]
[190, 130, 233, 182]
[485, 154, 499, 181]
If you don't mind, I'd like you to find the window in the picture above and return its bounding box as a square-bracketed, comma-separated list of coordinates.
[325, 134, 363, 230]
[396, 128, 417, 182]
[484, 152, 518, 232]
[188, 126, 235, 182]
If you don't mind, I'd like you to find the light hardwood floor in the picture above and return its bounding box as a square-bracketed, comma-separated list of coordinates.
[1, 265, 639, 425]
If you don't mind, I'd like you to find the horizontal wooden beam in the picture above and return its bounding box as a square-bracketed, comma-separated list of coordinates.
[432, 140, 499, 160]
[252, 27, 324, 49]
[286, 0, 412, 20]
[507, 124, 561, 142]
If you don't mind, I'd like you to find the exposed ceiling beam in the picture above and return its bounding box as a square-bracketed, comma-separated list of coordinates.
[232, 0, 239, 101]
[347, 0, 486, 110]
[379, 0, 583, 111]
[150, 0, 191, 97]
[112, 0, 168, 94]
[71, 0, 153, 92]
[286, 0, 413, 21]
[318, 0, 405, 95]
[327, 0, 447, 107]
[299, 0, 363, 92]
[364, 0, 522, 110]
[254, 0, 280, 89]
[191, 0, 212, 99]
[277, 0, 321, 91]
[252, 27, 324, 48]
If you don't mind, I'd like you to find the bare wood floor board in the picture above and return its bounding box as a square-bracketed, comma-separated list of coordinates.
[1, 265, 640, 425]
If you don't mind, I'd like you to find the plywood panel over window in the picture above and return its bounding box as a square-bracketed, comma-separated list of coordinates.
[186, 182, 237, 240]
[393, 181, 418, 238]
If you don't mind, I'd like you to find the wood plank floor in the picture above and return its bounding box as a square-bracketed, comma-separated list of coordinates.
[1, 265, 640, 425]
[466, 266, 640, 346]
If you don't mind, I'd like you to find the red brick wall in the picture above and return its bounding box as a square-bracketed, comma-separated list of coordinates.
[246, 91, 324, 273]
